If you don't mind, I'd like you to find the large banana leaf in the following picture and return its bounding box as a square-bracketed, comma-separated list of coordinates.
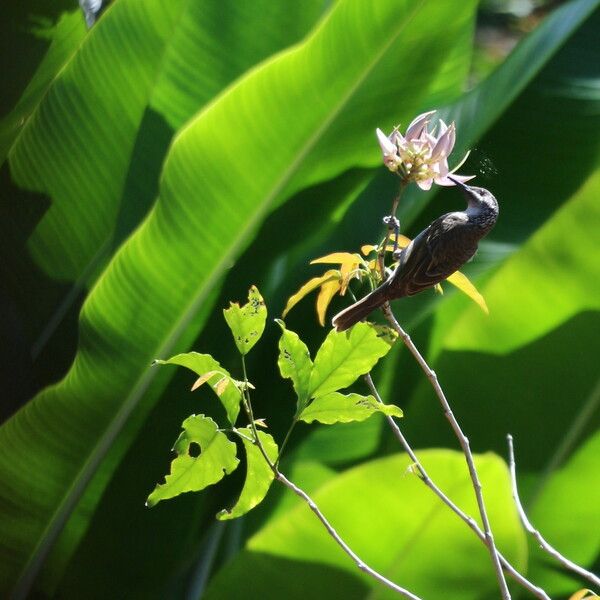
[0, 0, 479, 594]
[7, 0, 325, 281]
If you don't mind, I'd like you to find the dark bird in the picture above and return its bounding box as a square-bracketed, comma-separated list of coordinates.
[332, 179, 499, 331]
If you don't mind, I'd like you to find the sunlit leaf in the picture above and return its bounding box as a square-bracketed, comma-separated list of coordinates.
[298, 392, 402, 424]
[146, 415, 239, 507]
[569, 590, 600, 600]
[191, 370, 226, 391]
[217, 428, 278, 521]
[360, 236, 411, 255]
[529, 430, 600, 595]
[310, 252, 362, 266]
[155, 353, 242, 425]
[442, 170, 600, 354]
[282, 269, 340, 318]
[205, 450, 525, 599]
[276, 321, 313, 410]
[308, 322, 394, 399]
[223, 286, 267, 356]
[445, 270, 489, 313]
[316, 279, 342, 327]
[339, 260, 362, 295]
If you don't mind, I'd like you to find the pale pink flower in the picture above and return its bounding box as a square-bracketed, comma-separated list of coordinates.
[376, 110, 474, 189]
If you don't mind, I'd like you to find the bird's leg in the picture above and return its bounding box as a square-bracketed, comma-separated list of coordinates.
[382, 215, 400, 253]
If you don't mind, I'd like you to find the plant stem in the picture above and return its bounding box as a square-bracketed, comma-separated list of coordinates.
[377, 183, 405, 278]
[507, 434, 600, 590]
[240, 354, 275, 468]
[276, 417, 298, 467]
[364, 373, 550, 600]
[381, 305, 511, 600]
[239, 359, 421, 597]
[275, 471, 423, 599]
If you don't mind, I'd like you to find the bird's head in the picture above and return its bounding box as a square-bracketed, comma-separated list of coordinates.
[449, 177, 499, 215]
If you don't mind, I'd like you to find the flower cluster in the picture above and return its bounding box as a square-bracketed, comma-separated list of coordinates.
[376, 110, 473, 190]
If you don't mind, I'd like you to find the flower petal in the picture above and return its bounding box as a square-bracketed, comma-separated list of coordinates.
[376, 128, 396, 156]
[449, 149, 471, 173]
[405, 110, 435, 139]
[431, 123, 454, 160]
[417, 178, 434, 190]
[434, 173, 475, 186]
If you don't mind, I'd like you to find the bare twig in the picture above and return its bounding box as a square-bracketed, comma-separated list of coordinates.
[508, 434, 600, 590]
[275, 471, 423, 599]
[381, 304, 511, 600]
[364, 373, 550, 600]
[239, 359, 421, 598]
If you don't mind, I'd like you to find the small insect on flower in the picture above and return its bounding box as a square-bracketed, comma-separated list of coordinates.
[376, 110, 473, 190]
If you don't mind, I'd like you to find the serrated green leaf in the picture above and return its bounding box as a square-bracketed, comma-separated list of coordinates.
[223, 286, 267, 356]
[156, 353, 242, 425]
[217, 428, 278, 521]
[298, 392, 402, 425]
[308, 322, 393, 399]
[276, 321, 313, 410]
[146, 415, 239, 507]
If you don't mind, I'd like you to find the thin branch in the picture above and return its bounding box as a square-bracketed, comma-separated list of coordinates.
[507, 434, 600, 590]
[275, 417, 298, 467]
[239, 358, 420, 598]
[381, 304, 511, 600]
[275, 470, 423, 599]
[364, 373, 550, 600]
[240, 354, 275, 469]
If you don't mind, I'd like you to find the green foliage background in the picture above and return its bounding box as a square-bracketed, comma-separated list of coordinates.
[0, 0, 598, 597]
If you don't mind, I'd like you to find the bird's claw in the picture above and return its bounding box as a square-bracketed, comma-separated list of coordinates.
[383, 215, 400, 253]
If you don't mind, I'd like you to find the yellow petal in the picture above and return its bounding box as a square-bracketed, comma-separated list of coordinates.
[282, 269, 340, 318]
[569, 590, 599, 600]
[339, 261, 361, 294]
[361, 235, 411, 256]
[191, 370, 225, 391]
[316, 279, 342, 326]
[447, 271, 489, 314]
[311, 252, 361, 265]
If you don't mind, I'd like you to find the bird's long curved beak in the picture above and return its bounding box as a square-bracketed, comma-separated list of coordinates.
[447, 175, 472, 191]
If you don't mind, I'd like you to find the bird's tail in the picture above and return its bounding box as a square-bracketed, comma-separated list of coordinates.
[332, 281, 390, 332]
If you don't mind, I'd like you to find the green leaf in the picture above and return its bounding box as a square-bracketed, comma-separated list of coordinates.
[308, 322, 393, 399]
[7, 0, 324, 281]
[146, 415, 239, 508]
[528, 429, 600, 595]
[156, 353, 242, 425]
[205, 450, 526, 599]
[223, 286, 267, 356]
[276, 321, 313, 410]
[440, 169, 600, 354]
[0, 0, 482, 592]
[298, 392, 402, 425]
[217, 428, 278, 521]
[0, 11, 86, 162]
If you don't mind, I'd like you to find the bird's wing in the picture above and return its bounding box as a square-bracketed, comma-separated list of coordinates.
[393, 212, 475, 296]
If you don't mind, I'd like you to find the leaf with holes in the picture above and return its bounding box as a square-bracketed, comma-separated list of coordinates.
[276, 321, 313, 411]
[155, 353, 242, 425]
[223, 286, 267, 356]
[298, 392, 402, 425]
[217, 428, 278, 521]
[146, 415, 239, 507]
